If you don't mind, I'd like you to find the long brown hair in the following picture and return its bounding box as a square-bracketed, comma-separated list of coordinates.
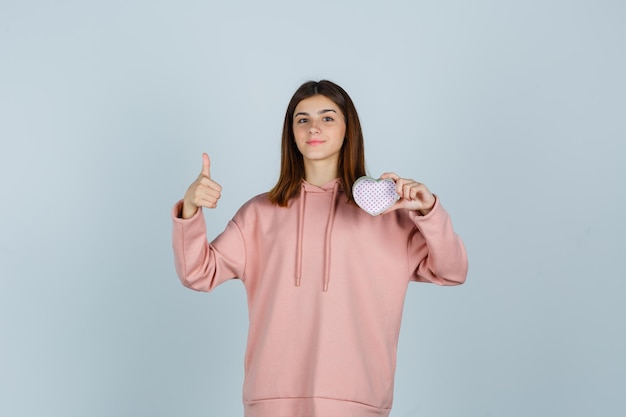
[268, 80, 366, 206]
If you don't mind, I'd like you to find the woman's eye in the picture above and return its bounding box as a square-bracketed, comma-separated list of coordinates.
[297, 118, 308, 124]
[323, 117, 334, 122]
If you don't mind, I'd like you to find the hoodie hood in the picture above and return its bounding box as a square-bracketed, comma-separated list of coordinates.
[295, 178, 341, 292]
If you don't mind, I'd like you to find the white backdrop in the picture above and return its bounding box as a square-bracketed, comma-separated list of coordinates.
[1, 1, 625, 416]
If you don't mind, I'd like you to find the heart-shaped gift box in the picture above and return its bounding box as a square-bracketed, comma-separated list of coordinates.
[352, 176, 400, 216]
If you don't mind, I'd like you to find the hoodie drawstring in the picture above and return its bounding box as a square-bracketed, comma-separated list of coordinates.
[295, 180, 340, 292]
[323, 182, 339, 292]
[295, 184, 306, 287]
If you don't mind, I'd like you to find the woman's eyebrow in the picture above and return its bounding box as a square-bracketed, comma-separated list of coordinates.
[294, 109, 337, 118]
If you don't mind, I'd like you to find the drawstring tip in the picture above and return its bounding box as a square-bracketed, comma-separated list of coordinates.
[323, 283, 328, 292]
[295, 278, 301, 287]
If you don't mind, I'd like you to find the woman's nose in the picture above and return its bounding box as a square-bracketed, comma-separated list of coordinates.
[309, 120, 321, 134]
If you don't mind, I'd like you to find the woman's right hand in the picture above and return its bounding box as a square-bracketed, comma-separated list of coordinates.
[182, 153, 222, 219]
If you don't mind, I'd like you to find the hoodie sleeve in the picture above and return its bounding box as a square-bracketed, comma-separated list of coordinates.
[171, 200, 246, 292]
[407, 197, 468, 286]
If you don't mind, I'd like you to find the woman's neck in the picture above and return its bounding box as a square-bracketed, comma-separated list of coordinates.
[304, 160, 338, 187]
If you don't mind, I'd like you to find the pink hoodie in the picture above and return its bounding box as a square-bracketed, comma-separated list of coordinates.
[172, 179, 467, 417]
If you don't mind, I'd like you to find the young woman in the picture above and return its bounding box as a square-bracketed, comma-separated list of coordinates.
[172, 80, 468, 417]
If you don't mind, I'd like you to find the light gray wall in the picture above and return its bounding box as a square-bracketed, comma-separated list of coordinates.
[1, 1, 624, 416]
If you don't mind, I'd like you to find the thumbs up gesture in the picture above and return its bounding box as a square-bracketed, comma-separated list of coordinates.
[182, 153, 223, 219]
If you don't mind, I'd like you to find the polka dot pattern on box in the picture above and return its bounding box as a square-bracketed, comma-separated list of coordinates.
[352, 176, 400, 216]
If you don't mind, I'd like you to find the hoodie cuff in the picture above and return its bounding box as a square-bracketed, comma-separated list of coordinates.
[171, 200, 203, 223]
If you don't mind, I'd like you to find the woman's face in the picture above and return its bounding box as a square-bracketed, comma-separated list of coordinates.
[293, 94, 346, 166]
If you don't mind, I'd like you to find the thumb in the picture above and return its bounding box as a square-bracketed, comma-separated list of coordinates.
[380, 172, 399, 181]
[201, 152, 211, 178]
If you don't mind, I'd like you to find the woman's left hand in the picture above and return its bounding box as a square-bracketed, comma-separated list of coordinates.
[380, 172, 436, 216]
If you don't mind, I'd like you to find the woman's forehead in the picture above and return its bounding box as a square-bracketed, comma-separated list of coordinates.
[294, 95, 342, 114]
